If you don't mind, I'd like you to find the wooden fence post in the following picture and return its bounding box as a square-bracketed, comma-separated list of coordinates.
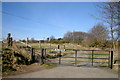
[75, 50, 77, 66]
[31, 48, 35, 63]
[92, 50, 94, 66]
[64, 45, 65, 49]
[110, 51, 113, 69]
[58, 45, 60, 49]
[39, 40, 41, 49]
[50, 43, 51, 49]
[41, 48, 45, 64]
[44, 49, 46, 63]
[26, 37, 29, 47]
[59, 51, 61, 64]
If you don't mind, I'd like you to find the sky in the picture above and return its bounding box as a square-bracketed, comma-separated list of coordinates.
[2, 2, 102, 40]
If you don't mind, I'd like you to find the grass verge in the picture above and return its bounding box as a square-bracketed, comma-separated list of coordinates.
[42, 64, 58, 69]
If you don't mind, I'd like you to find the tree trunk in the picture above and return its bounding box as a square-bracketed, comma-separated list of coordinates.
[110, 4, 115, 50]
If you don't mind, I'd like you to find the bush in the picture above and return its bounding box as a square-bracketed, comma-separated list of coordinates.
[89, 41, 113, 49]
[2, 47, 31, 73]
[2, 65, 16, 72]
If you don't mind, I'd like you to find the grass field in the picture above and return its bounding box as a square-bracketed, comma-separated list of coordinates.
[29, 43, 84, 49]
[87, 51, 110, 67]
[29, 43, 111, 67]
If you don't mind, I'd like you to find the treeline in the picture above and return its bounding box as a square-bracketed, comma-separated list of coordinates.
[63, 23, 112, 49]
[20, 37, 67, 44]
[19, 22, 119, 50]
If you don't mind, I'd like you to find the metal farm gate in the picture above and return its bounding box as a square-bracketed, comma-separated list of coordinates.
[40, 48, 113, 69]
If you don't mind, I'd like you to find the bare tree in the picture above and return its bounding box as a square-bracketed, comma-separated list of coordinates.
[63, 31, 88, 43]
[97, 2, 120, 49]
[31, 37, 35, 42]
[63, 31, 73, 43]
[46, 37, 49, 41]
[88, 23, 109, 43]
[50, 36, 55, 41]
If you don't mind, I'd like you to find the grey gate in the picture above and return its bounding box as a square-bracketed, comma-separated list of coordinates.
[41, 48, 113, 69]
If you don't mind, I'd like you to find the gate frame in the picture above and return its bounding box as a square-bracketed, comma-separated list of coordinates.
[41, 48, 113, 69]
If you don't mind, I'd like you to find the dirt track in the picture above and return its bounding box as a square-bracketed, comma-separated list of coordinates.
[6, 65, 118, 78]
[6, 51, 118, 78]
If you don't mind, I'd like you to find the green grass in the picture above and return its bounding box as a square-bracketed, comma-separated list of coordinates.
[71, 61, 80, 64]
[87, 51, 109, 66]
[42, 64, 57, 69]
